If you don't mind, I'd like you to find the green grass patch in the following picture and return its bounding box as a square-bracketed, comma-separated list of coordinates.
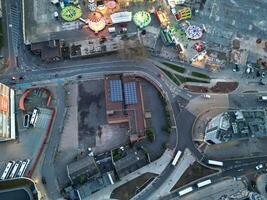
[161, 68, 181, 85]
[161, 62, 186, 73]
[175, 74, 210, 84]
[161, 68, 209, 85]
[191, 71, 210, 80]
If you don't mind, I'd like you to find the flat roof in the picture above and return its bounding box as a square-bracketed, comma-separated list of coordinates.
[67, 156, 99, 182]
[114, 149, 148, 178]
[205, 109, 267, 144]
[0, 83, 16, 141]
[104, 75, 146, 138]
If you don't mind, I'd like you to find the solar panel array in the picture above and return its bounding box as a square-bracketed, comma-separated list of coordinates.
[109, 80, 123, 102]
[124, 82, 137, 105]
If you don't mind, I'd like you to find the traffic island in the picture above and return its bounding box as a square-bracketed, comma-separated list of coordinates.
[170, 161, 218, 192]
[110, 173, 157, 200]
[184, 81, 239, 93]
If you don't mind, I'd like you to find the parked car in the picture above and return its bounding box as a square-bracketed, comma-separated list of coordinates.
[202, 94, 211, 99]
[42, 176, 47, 184]
[256, 164, 263, 170]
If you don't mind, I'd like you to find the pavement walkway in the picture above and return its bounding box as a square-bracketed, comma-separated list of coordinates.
[256, 174, 267, 198]
[146, 148, 195, 200]
[85, 149, 174, 200]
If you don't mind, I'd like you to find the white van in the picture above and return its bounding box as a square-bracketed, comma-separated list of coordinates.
[202, 94, 211, 99]
[258, 96, 267, 101]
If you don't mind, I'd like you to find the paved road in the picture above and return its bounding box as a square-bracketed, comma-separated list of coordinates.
[2, 0, 267, 199]
[41, 85, 65, 199]
[0, 58, 189, 199]
[162, 155, 267, 200]
[2, 0, 20, 71]
[1, 49, 265, 200]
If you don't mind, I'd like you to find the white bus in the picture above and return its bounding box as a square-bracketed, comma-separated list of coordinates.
[16, 159, 30, 177]
[9, 161, 21, 179]
[30, 108, 39, 127]
[1, 161, 15, 180]
[197, 179, 212, 188]
[208, 160, 223, 166]
[172, 150, 182, 166]
[179, 187, 193, 196]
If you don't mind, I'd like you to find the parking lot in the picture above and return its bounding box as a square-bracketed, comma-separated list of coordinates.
[78, 80, 107, 151]
[0, 87, 53, 181]
[138, 80, 170, 161]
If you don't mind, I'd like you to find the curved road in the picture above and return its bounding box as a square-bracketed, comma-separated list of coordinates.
[2, 0, 267, 199]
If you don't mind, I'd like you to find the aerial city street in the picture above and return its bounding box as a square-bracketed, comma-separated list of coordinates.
[0, 0, 267, 200]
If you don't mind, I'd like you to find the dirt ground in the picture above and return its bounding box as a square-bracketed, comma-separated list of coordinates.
[210, 82, 238, 93]
[183, 82, 238, 93]
[110, 173, 157, 200]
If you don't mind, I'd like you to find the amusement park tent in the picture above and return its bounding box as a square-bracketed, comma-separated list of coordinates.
[110, 12, 132, 24]
[51, 0, 59, 4]
[167, 0, 185, 8]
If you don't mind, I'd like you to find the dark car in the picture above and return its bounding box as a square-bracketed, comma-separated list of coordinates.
[256, 70, 261, 77]
[235, 65, 240, 72]
[42, 176, 47, 184]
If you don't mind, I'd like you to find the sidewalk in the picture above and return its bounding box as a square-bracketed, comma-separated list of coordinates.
[147, 148, 195, 200]
[86, 149, 174, 200]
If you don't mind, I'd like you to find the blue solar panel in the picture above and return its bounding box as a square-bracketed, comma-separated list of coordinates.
[109, 80, 123, 102]
[124, 82, 137, 105]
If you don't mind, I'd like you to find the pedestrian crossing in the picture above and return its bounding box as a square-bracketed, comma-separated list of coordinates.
[35, 108, 53, 129]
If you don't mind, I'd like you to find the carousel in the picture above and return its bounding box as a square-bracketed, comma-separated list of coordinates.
[133, 11, 151, 28]
[185, 25, 203, 40]
[86, 11, 106, 33]
[61, 5, 82, 21]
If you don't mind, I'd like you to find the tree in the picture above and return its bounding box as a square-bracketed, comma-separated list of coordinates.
[146, 128, 155, 142]
[79, 174, 87, 184]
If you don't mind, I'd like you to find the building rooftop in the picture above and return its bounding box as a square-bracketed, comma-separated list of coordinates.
[104, 75, 146, 142]
[0, 83, 16, 141]
[77, 173, 112, 199]
[205, 110, 267, 144]
[114, 149, 148, 179]
[67, 156, 99, 184]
